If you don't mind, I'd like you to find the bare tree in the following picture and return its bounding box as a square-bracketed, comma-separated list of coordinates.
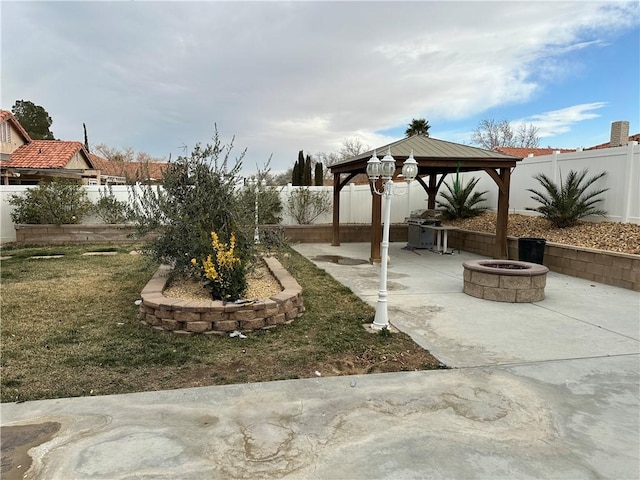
[316, 137, 370, 167]
[471, 119, 539, 150]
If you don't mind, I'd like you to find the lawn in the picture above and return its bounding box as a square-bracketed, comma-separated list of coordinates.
[0, 244, 442, 402]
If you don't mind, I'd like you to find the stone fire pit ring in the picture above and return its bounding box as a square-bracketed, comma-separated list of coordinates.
[462, 259, 549, 303]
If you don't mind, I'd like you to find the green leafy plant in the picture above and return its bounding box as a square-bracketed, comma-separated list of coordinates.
[94, 184, 130, 224]
[9, 179, 93, 225]
[526, 169, 608, 228]
[237, 178, 283, 226]
[437, 176, 488, 220]
[191, 231, 247, 302]
[286, 187, 332, 225]
[127, 127, 253, 273]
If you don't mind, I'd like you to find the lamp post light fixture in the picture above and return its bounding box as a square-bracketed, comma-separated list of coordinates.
[247, 177, 267, 244]
[366, 148, 418, 330]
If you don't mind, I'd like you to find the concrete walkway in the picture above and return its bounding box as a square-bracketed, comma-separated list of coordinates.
[1, 243, 639, 479]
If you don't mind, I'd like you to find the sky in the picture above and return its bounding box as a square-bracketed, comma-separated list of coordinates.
[2, 1, 639, 175]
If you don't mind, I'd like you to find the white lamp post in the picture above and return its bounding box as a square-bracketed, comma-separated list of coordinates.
[247, 177, 267, 244]
[366, 148, 418, 330]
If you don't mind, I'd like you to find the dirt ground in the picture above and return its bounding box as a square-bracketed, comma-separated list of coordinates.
[446, 212, 640, 255]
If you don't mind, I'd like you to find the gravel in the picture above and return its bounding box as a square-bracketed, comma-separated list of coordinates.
[164, 260, 282, 301]
[445, 212, 640, 255]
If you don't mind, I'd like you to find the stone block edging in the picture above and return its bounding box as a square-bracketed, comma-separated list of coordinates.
[138, 256, 304, 334]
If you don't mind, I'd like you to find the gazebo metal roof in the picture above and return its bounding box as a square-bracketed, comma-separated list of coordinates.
[331, 135, 519, 173]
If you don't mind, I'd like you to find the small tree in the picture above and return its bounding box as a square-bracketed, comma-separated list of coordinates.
[128, 127, 250, 273]
[9, 179, 92, 225]
[286, 187, 332, 224]
[527, 169, 608, 228]
[437, 177, 489, 220]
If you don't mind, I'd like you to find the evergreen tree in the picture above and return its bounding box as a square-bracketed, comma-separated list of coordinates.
[292, 160, 300, 186]
[11, 100, 55, 140]
[314, 162, 324, 186]
[83, 123, 90, 152]
[304, 154, 312, 186]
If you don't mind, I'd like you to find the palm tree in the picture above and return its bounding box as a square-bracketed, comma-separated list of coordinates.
[526, 169, 608, 228]
[405, 118, 431, 137]
[437, 177, 488, 219]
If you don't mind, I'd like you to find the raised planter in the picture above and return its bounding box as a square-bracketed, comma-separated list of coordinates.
[463, 259, 549, 303]
[138, 256, 304, 334]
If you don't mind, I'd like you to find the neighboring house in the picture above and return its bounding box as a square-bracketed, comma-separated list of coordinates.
[89, 154, 166, 185]
[0, 110, 32, 162]
[585, 133, 640, 150]
[495, 121, 638, 158]
[495, 147, 577, 157]
[0, 109, 99, 185]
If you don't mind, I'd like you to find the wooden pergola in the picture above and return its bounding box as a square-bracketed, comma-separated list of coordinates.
[328, 135, 523, 263]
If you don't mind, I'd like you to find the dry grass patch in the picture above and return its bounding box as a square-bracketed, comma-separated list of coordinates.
[1, 245, 442, 402]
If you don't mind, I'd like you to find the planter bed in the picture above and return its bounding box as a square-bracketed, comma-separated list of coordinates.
[138, 256, 304, 334]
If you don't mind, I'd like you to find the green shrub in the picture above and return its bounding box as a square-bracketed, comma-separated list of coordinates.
[437, 177, 488, 220]
[286, 187, 331, 224]
[9, 179, 93, 225]
[94, 185, 130, 224]
[527, 169, 608, 228]
[237, 180, 283, 225]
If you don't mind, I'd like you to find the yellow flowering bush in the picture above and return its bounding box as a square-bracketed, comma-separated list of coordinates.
[191, 231, 247, 302]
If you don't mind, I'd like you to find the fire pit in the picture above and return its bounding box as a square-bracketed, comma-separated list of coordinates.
[462, 259, 549, 303]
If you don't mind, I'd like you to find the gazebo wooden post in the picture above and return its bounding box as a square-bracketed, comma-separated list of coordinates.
[370, 179, 382, 264]
[332, 172, 341, 246]
[427, 174, 437, 209]
[495, 167, 511, 259]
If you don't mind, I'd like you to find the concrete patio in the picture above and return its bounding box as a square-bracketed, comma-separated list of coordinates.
[1, 242, 639, 479]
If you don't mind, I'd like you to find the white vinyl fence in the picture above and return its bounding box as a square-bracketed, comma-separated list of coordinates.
[1, 141, 638, 244]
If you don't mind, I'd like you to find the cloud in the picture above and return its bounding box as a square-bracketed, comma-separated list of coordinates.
[1, 1, 637, 171]
[522, 103, 608, 138]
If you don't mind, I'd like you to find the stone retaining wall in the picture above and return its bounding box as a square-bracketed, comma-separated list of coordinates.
[448, 229, 640, 292]
[138, 256, 304, 334]
[14, 224, 149, 245]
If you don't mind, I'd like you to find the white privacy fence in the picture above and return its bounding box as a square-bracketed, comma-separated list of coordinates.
[1, 141, 638, 244]
[471, 141, 639, 224]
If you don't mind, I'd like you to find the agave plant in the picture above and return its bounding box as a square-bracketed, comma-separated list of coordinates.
[526, 169, 608, 228]
[437, 176, 489, 220]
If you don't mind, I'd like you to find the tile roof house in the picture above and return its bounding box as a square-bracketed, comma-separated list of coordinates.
[495, 146, 577, 157]
[1, 110, 32, 162]
[496, 121, 638, 157]
[585, 132, 640, 150]
[89, 153, 166, 184]
[1, 109, 99, 185]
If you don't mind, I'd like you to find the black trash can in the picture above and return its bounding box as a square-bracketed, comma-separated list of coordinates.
[518, 237, 546, 264]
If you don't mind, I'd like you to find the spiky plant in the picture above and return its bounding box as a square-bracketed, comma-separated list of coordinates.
[437, 176, 489, 220]
[526, 169, 608, 228]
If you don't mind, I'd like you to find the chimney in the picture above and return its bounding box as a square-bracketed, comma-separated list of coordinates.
[610, 121, 629, 147]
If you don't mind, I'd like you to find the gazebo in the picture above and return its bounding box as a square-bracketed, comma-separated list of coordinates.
[328, 135, 523, 263]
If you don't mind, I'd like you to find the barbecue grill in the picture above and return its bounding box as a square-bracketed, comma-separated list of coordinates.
[406, 209, 443, 249]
